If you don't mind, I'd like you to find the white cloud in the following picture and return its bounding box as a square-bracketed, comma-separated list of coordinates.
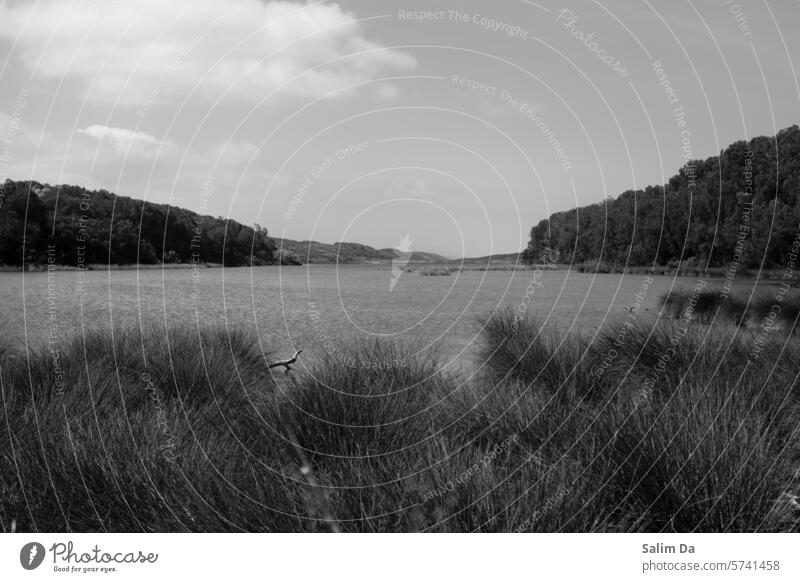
[0, 0, 416, 107]
[376, 83, 401, 100]
[77, 125, 171, 158]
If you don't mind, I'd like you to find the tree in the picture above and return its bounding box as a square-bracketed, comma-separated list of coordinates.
[0, 181, 48, 265]
[523, 126, 800, 270]
[0, 180, 279, 267]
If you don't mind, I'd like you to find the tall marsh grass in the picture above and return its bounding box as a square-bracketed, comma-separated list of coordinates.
[1, 310, 798, 532]
[660, 286, 800, 332]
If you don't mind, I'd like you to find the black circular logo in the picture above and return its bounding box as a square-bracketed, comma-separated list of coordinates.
[20, 542, 46, 570]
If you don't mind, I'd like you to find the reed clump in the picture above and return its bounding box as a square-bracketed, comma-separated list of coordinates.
[660, 286, 800, 331]
[2, 311, 798, 532]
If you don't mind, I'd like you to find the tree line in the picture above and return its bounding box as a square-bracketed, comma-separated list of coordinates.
[523, 125, 800, 270]
[0, 180, 278, 267]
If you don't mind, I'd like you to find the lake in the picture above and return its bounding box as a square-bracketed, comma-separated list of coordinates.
[0, 265, 750, 369]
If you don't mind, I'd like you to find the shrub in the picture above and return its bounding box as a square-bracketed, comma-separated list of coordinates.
[419, 267, 452, 277]
[478, 309, 592, 396]
[0, 326, 302, 532]
[660, 286, 800, 331]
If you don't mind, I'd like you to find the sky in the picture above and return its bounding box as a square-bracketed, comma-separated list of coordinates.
[1, 0, 799, 258]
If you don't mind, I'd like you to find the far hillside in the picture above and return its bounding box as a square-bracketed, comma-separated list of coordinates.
[274, 238, 448, 264]
[0, 181, 450, 268]
[0, 180, 277, 267]
[523, 125, 800, 271]
[455, 252, 522, 265]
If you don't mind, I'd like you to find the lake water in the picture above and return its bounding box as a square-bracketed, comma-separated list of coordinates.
[0, 265, 747, 369]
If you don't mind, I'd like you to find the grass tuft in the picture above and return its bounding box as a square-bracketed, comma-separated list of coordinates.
[2, 313, 798, 532]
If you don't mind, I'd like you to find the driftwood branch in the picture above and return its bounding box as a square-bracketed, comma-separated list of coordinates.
[268, 349, 303, 373]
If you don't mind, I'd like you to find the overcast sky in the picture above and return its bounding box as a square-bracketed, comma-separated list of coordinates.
[1, 0, 799, 257]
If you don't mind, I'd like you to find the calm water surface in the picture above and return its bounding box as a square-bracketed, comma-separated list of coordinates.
[0, 266, 742, 368]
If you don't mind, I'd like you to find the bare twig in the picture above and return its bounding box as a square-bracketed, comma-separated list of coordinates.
[268, 349, 303, 374]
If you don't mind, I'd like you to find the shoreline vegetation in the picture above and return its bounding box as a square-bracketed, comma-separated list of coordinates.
[523, 125, 800, 277]
[2, 288, 798, 532]
[4, 259, 798, 283]
[0, 262, 223, 272]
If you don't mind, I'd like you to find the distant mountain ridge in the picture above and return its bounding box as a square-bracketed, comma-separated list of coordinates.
[456, 252, 522, 264]
[273, 238, 448, 264]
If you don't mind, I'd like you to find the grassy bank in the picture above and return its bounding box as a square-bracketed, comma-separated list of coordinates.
[1, 311, 798, 532]
[661, 286, 800, 330]
[569, 261, 800, 284]
[0, 263, 224, 272]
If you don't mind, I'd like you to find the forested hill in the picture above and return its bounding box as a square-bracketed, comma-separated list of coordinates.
[522, 125, 800, 270]
[272, 238, 448, 264]
[0, 180, 449, 267]
[0, 180, 277, 266]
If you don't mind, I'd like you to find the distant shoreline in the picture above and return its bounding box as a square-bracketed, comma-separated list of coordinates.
[1, 262, 225, 272]
[1, 261, 795, 282]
